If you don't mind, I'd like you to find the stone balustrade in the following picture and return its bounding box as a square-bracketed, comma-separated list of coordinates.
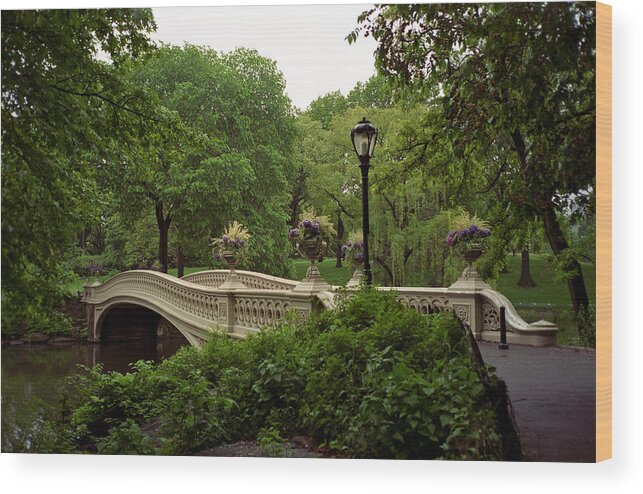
[182, 269, 299, 291]
[84, 266, 558, 347]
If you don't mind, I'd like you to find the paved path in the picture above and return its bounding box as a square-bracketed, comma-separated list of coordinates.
[478, 342, 596, 462]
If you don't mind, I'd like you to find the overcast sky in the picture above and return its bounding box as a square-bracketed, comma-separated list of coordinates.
[150, 4, 378, 110]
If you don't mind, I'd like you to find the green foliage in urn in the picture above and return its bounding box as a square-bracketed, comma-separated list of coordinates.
[288, 207, 337, 258]
[212, 221, 251, 262]
[446, 211, 492, 258]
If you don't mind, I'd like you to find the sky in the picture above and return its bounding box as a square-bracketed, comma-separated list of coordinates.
[150, 4, 378, 110]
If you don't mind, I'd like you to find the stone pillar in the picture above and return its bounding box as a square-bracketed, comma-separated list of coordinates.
[292, 265, 330, 294]
[86, 304, 99, 342]
[83, 281, 102, 343]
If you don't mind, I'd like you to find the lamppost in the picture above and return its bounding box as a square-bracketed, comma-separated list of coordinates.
[350, 117, 378, 287]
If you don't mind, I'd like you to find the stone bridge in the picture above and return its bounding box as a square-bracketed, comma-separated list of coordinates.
[83, 267, 558, 347]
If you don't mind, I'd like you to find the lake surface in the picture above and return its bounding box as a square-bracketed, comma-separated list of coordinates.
[1, 338, 188, 452]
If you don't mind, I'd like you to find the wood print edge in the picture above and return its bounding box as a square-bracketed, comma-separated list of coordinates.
[596, 0, 612, 463]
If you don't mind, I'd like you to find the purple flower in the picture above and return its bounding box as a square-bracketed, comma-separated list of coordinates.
[341, 245, 348, 252]
[222, 235, 229, 243]
[355, 252, 363, 260]
[289, 228, 299, 239]
[238, 239, 245, 247]
[213, 252, 220, 260]
[303, 219, 312, 228]
[469, 225, 478, 233]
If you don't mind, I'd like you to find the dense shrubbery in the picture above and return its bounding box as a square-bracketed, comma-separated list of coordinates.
[29, 289, 514, 459]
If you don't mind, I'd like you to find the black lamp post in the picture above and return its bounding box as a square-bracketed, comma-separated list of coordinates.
[350, 117, 378, 286]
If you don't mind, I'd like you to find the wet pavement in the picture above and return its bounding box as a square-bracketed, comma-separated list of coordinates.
[478, 342, 596, 462]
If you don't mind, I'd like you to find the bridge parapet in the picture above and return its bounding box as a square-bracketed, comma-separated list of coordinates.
[320, 285, 557, 347]
[83, 270, 319, 345]
[84, 269, 557, 347]
[181, 269, 298, 291]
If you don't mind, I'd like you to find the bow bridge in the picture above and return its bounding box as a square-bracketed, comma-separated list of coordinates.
[83, 268, 558, 346]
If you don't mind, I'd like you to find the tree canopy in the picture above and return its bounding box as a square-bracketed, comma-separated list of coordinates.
[351, 2, 596, 328]
[2, 9, 157, 330]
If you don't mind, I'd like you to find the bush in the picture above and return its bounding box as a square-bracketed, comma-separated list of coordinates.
[96, 419, 156, 455]
[46, 288, 511, 459]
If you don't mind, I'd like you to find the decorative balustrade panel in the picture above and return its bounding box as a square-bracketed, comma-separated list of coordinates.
[482, 301, 501, 332]
[182, 270, 298, 291]
[396, 293, 450, 315]
[233, 295, 292, 331]
[85, 271, 227, 324]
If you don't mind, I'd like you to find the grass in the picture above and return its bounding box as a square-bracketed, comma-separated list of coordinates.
[291, 259, 354, 286]
[494, 253, 595, 345]
[495, 253, 596, 306]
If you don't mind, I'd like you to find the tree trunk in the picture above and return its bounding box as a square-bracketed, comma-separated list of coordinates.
[288, 166, 307, 228]
[177, 245, 185, 278]
[155, 203, 171, 274]
[517, 248, 537, 288]
[542, 205, 590, 333]
[335, 213, 344, 268]
[374, 256, 394, 287]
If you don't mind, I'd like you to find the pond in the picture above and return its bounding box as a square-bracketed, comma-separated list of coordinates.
[1, 337, 188, 452]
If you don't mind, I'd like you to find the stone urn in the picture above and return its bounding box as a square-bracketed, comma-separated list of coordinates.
[458, 244, 484, 264]
[221, 250, 239, 269]
[219, 250, 245, 289]
[450, 243, 489, 290]
[297, 238, 323, 260]
[293, 237, 330, 293]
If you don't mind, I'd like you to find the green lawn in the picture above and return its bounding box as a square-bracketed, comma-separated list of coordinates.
[495, 253, 596, 307]
[291, 259, 354, 286]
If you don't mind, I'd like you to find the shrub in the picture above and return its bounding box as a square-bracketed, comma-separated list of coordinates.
[96, 419, 156, 455]
[51, 288, 511, 459]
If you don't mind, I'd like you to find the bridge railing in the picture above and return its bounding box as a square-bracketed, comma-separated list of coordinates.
[83, 270, 320, 344]
[181, 269, 298, 291]
[84, 268, 558, 347]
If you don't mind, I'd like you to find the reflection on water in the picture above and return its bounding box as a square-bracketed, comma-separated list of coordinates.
[1, 337, 187, 452]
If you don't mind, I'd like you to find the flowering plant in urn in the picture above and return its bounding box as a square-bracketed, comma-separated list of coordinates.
[446, 212, 490, 262]
[213, 221, 251, 268]
[288, 207, 336, 260]
[341, 230, 365, 265]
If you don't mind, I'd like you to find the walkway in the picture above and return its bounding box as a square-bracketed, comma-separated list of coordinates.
[478, 342, 596, 462]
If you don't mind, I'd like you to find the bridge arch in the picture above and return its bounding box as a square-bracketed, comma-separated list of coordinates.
[91, 295, 210, 347]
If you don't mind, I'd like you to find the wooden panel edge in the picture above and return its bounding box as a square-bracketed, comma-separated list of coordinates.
[595, 1, 612, 463]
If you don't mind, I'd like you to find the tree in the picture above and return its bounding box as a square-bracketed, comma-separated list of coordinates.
[107, 45, 297, 276]
[1, 9, 156, 332]
[353, 2, 596, 332]
[305, 91, 349, 129]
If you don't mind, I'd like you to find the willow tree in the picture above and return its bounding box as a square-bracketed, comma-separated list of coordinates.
[352, 2, 595, 333]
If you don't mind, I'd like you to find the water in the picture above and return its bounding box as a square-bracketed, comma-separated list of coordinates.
[1, 338, 188, 452]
